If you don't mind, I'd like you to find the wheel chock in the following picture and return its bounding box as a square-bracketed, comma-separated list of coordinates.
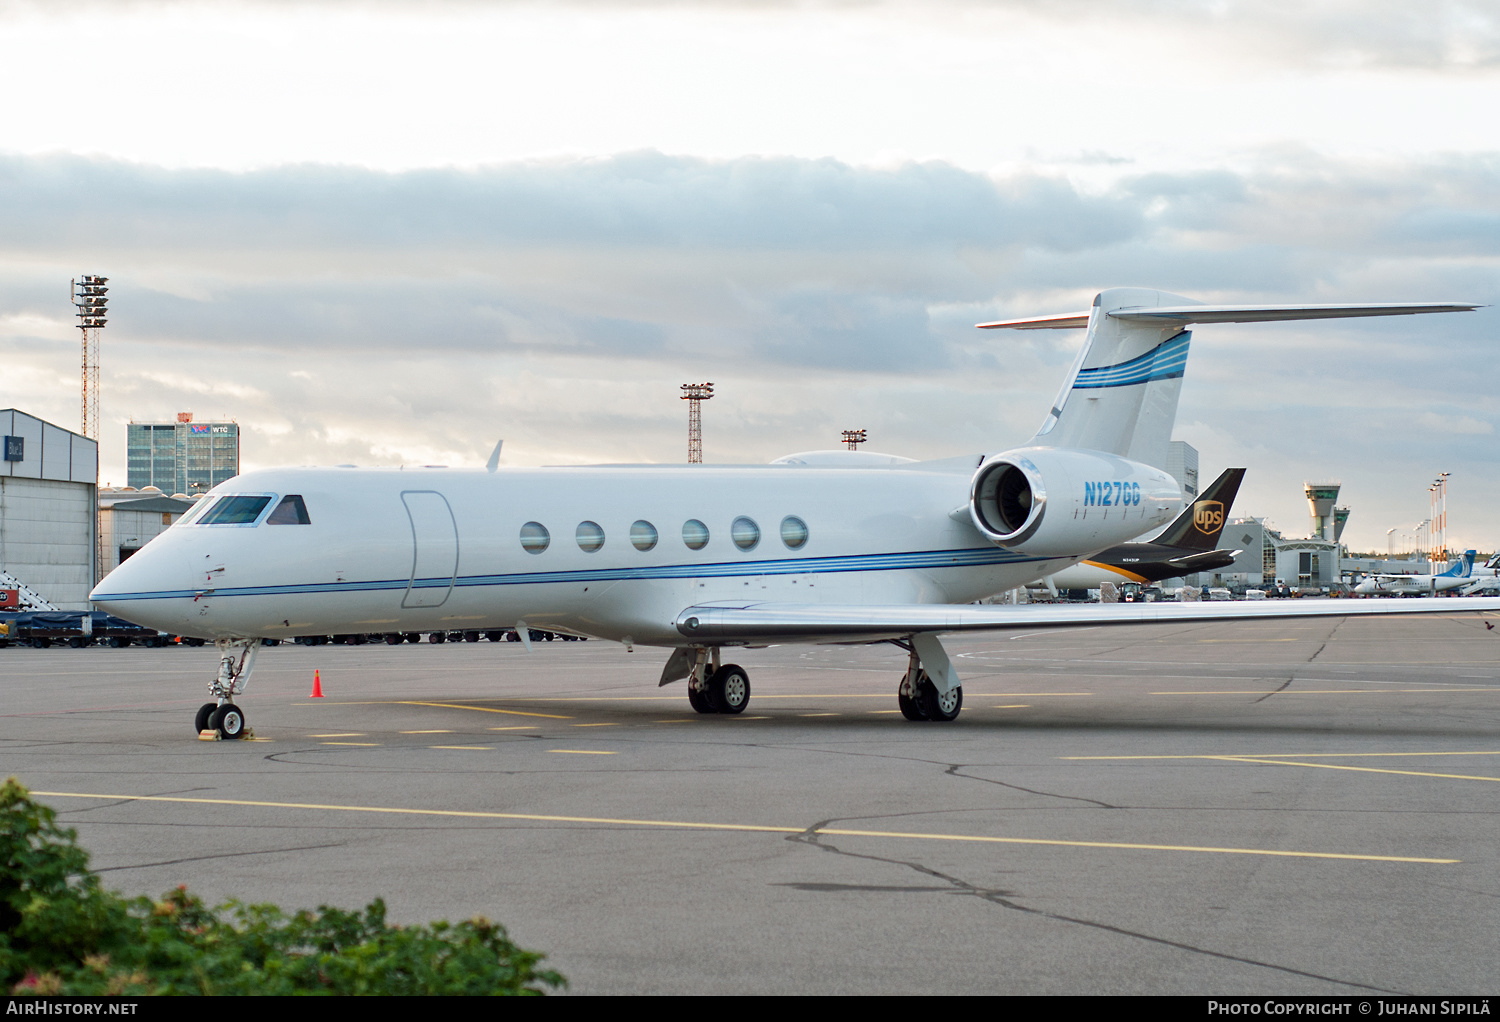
[196, 727, 254, 742]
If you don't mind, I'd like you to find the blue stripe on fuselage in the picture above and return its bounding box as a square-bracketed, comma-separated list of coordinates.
[93, 544, 1052, 602]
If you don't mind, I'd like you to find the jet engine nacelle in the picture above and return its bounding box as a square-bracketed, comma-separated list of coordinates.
[968, 447, 1184, 557]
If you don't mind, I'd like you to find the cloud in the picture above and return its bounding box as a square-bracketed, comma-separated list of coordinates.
[5, 0, 1492, 70]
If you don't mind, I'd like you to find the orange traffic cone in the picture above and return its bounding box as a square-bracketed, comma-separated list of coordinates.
[310, 669, 323, 698]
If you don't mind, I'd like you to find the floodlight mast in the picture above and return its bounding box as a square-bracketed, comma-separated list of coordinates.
[841, 429, 867, 451]
[680, 382, 714, 464]
[71, 276, 108, 441]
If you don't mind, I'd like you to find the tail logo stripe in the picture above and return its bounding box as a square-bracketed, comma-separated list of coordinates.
[1072, 332, 1191, 390]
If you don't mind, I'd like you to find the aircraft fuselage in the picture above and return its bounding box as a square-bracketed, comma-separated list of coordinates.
[93, 460, 1177, 646]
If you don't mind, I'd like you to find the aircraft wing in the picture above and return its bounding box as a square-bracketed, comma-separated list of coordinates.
[676, 596, 1500, 643]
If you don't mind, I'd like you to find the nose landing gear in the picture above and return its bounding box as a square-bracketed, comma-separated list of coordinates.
[196, 638, 261, 740]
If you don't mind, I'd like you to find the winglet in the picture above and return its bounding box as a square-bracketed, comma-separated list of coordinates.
[486, 439, 504, 473]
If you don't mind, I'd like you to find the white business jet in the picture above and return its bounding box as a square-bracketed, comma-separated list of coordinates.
[90, 288, 1498, 738]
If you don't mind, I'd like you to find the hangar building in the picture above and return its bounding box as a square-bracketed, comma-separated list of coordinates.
[98, 486, 199, 576]
[0, 410, 99, 610]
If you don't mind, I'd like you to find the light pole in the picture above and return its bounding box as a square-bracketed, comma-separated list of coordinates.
[680, 383, 714, 464]
[1387, 528, 1398, 559]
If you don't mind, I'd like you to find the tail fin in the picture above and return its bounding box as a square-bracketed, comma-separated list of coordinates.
[1441, 550, 1477, 577]
[978, 290, 1478, 470]
[1152, 468, 1246, 551]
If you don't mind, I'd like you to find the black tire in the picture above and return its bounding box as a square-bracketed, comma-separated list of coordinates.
[916, 678, 962, 722]
[385, 633, 402, 645]
[428, 631, 445, 643]
[687, 682, 715, 714]
[67, 637, 83, 648]
[898, 677, 928, 721]
[195, 702, 217, 733]
[708, 665, 750, 715]
[32, 637, 50, 649]
[464, 631, 480, 643]
[485, 631, 504, 642]
[209, 702, 246, 739]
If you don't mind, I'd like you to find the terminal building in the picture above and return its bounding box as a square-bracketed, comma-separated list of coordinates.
[127, 413, 239, 495]
[1213, 483, 1346, 589]
[0, 410, 99, 610]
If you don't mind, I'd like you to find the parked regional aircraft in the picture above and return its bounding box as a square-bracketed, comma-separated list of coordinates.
[89, 288, 1500, 738]
[1030, 467, 1245, 592]
[1354, 551, 1477, 596]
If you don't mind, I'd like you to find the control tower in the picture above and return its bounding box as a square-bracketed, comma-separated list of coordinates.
[1305, 483, 1341, 542]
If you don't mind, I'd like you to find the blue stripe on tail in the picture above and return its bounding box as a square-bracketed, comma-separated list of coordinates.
[1071, 331, 1190, 390]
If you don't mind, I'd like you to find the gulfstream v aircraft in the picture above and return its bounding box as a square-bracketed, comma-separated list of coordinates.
[90, 288, 1500, 738]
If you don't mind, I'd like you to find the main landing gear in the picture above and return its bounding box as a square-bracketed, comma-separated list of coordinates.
[896, 641, 963, 722]
[685, 648, 751, 715]
[195, 638, 261, 740]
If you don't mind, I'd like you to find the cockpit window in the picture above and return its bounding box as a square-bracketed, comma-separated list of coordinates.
[266, 494, 311, 525]
[178, 497, 218, 526]
[199, 494, 273, 526]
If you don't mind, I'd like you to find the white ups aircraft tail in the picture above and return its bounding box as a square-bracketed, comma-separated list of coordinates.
[91, 288, 1494, 735]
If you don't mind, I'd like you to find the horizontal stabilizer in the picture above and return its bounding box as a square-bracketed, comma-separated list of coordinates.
[677, 597, 1500, 642]
[1109, 303, 1479, 325]
[976, 312, 1091, 330]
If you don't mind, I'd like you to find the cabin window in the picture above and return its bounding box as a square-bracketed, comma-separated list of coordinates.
[682, 519, 710, 550]
[630, 520, 658, 551]
[199, 494, 273, 526]
[780, 516, 809, 549]
[731, 516, 760, 551]
[576, 521, 605, 552]
[266, 494, 311, 525]
[519, 522, 550, 554]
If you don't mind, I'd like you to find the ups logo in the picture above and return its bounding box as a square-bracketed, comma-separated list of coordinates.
[1193, 501, 1224, 534]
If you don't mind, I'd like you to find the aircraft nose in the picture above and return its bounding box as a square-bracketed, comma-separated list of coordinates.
[90, 537, 194, 627]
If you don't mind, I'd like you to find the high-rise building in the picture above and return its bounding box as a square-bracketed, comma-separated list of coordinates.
[126, 413, 240, 494]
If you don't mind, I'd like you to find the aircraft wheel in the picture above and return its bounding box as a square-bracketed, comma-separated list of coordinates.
[917, 678, 962, 722]
[194, 702, 217, 733]
[209, 702, 247, 740]
[898, 679, 928, 721]
[687, 682, 715, 714]
[708, 665, 750, 715]
[385, 634, 402, 645]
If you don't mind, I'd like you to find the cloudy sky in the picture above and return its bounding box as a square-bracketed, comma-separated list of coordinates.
[1, 0, 1496, 554]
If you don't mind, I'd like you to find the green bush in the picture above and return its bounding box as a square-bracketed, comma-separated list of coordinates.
[0, 778, 564, 995]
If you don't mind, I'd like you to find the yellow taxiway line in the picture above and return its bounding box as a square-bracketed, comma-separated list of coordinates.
[1150, 688, 1490, 696]
[31, 790, 1457, 864]
[1067, 751, 1500, 760]
[1063, 751, 1500, 783]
